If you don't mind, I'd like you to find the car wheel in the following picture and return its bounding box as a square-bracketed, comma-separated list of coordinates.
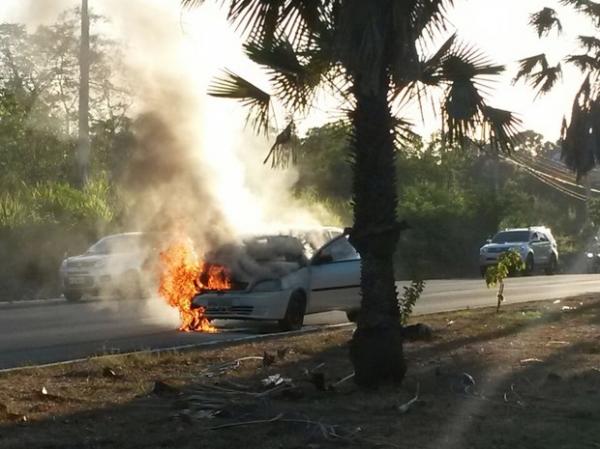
[524, 254, 534, 276]
[278, 291, 306, 332]
[64, 290, 82, 302]
[346, 309, 359, 323]
[545, 255, 558, 275]
[119, 271, 142, 300]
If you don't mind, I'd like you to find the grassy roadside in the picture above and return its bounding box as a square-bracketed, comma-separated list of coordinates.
[1, 295, 599, 449]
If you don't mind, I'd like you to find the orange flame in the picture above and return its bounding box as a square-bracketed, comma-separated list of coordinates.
[158, 235, 231, 332]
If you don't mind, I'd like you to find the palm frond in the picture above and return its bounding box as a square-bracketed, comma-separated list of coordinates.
[565, 53, 600, 72]
[581, 1, 600, 26]
[208, 69, 271, 133]
[185, 0, 329, 48]
[409, 0, 455, 39]
[559, 0, 590, 8]
[528, 64, 563, 98]
[513, 53, 561, 97]
[393, 117, 419, 149]
[561, 75, 600, 179]
[245, 37, 329, 113]
[481, 106, 522, 153]
[514, 54, 548, 83]
[263, 120, 298, 168]
[245, 38, 303, 75]
[577, 35, 600, 53]
[529, 7, 563, 37]
[419, 33, 457, 85]
[439, 42, 505, 87]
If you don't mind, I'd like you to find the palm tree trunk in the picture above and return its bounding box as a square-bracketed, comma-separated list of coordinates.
[77, 0, 91, 187]
[348, 85, 406, 387]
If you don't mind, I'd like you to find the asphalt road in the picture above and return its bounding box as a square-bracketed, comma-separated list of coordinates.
[2, 274, 600, 370]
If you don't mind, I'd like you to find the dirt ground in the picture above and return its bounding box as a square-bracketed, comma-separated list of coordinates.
[0, 295, 599, 449]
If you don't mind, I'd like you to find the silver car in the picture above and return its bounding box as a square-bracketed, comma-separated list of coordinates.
[59, 232, 164, 301]
[191, 227, 362, 331]
[479, 227, 559, 276]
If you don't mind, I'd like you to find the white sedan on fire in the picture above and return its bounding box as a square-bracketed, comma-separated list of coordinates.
[191, 227, 362, 331]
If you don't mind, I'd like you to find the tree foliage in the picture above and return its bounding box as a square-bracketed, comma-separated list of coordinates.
[518, 1, 600, 179]
[0, 9, 131, 190]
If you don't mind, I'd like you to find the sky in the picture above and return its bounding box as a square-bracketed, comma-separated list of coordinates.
[0, 0, 595, 141]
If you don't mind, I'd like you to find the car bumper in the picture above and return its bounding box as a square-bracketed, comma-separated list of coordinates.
[479, 252, 526, 267]
[192, 290, 292, 321]
[61, 272, 114, 293]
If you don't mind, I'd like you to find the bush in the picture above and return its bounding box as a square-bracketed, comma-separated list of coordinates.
[0, 179, 117, 300]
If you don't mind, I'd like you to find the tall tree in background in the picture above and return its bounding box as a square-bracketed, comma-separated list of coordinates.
[77, 0, 90, 186]
[0, 8, 131, 188]
[183, 0, 520, 386]
[517, 0, 600, 180]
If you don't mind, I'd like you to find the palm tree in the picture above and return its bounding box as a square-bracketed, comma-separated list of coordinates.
[182, 0, 519, 387]
[516, 0, 600, 180]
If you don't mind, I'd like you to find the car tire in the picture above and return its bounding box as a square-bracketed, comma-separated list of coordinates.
[119, 271, 142, 300]
[64, 290, 82, 302]
[524, 254, 534, 276]
[346, 309, 359, 323]
[545, 255, 558, 275]
[278, 291, 306, 332]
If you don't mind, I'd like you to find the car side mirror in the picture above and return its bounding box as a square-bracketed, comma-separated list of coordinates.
[312, 253, 334, 265]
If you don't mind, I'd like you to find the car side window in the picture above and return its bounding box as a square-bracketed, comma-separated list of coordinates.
[531, 233, 539, 242]
[539, 233, 549, 242]
[319, 236, 360, 262]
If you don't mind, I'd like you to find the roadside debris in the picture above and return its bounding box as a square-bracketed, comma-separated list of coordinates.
[520, 358, 544, 365]
[102, 367, 124, 379]
[397, 383, 420, 414]
[200, 356, 264, 378]
[37, 386, 68, 402]
[261, 374, 292, 388]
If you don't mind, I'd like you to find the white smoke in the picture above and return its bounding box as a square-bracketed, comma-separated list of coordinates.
[13, 0, 336, 322]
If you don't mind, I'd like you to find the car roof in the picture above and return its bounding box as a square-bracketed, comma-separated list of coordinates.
[500, 226, 553, 234]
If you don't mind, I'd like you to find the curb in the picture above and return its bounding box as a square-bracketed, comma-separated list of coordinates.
[0, 322, 354, 374]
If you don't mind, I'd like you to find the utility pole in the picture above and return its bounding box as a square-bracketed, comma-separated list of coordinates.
[77, 0, 90, 187]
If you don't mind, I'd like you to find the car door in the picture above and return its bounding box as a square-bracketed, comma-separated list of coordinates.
[530, 232, 548, 265]
[308, 235, 361, 313]
[538, 232, 553, 262]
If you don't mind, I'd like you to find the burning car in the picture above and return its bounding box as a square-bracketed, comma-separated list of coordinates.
[59, 232, 165, 301]
[191, 227, 361, 331]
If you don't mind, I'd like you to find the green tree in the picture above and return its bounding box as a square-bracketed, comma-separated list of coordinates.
[0, 9, 131, 188]
[183, 0, 519, 386]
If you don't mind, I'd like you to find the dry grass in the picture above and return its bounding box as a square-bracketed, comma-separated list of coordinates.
[1, 295, 599, 449]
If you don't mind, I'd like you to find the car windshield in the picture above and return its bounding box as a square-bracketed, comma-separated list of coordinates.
[241, 235, 307, 262]
[492, 231, 530, 244]
[86, 235, 145, 255]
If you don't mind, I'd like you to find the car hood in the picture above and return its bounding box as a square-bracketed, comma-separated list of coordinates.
[64, 252, 142, 270]
[481, 242, 526, 251]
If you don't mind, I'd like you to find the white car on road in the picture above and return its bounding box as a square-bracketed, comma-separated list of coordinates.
[191, 227, 362, 331]
[59, 232, 163, 301]
[479, 226, 559, 276]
